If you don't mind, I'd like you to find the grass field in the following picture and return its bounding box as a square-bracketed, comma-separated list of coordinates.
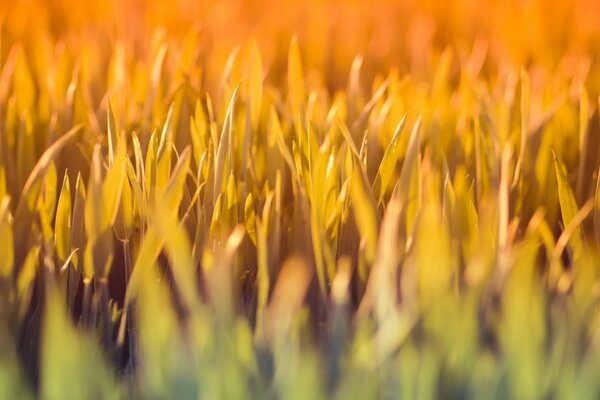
[1, 0, 600, 399]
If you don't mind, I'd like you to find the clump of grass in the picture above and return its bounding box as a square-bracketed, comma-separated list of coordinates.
[0, 2, 600, 399]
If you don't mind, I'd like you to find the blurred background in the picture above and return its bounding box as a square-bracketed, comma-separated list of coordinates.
[1, 0, 599, 92]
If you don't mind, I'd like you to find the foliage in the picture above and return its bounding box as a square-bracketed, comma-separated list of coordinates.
[0, 1, 600, 399]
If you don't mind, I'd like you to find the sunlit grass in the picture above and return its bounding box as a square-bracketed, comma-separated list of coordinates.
[0, 1, 599, 399]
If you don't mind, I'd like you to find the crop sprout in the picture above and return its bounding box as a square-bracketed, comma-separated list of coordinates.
[0, 1, 600, 399]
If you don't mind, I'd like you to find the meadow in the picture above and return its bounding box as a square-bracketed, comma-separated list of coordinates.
[0, 0, 600, 398]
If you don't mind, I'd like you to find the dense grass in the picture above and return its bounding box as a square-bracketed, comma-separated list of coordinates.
[1, 1, 600, 399]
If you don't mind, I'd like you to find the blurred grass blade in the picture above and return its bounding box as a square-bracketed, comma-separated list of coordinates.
[0, 197, 14, 278]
